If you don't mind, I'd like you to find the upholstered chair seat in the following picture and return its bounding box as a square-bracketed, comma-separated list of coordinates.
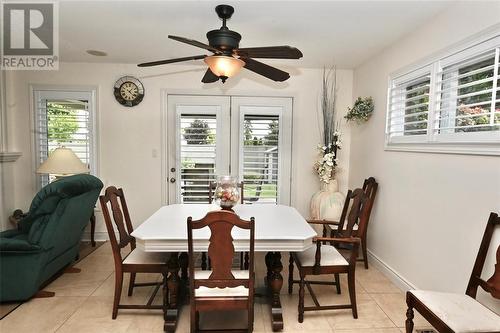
[194, 270, 249, 297]
[123, 249, 170, 265]
[295, 246, 349, 267]
[405, 213, 500, 333]
[408, 290, 500, 332]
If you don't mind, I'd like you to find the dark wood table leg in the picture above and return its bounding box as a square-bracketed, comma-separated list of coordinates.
[266, 251, 284, 331]
[164, 252, 180, 332]
[90, 212, 96, 247]
[179, 252, 188, 282]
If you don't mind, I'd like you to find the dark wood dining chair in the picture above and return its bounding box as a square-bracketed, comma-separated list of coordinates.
[187, 210, 255, 333]
[207, 181, 247, 270]
[288, 189, 368, 322]
[320, 177, 378, 269]
[405, 212, 500, 333]
[100, 186, 169, 319]
[356, 177, 378, 268]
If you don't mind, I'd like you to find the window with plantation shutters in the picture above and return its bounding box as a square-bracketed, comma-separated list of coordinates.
[386, 32, 500, 155]
[33, 88, 97, 187]
[388, 71, 431, 138]
[436, 50, 499, 135]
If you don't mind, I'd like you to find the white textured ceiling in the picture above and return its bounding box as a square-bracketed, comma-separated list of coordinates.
[58, 0, 453, 68]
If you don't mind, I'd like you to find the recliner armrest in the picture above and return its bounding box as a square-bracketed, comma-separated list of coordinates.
[0, 237, 42, 252]
[0, 228, 24, 238]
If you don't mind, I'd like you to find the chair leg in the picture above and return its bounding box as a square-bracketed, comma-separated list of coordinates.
[190, 304, 196, 333]
[347, 271, 357, 319]
[201, 252, 207, 270]
[162, 273, 168, 309]
[128, 272, 136, 296]
[244, 252, 249, 270]
[248, 299, 254, 332]
[112, 270, 123, 319]
[405, 306, 414, 333]
[240, 252, 244, 270]
[298, 274, 305, 323]
[362, 237, 368, 269]
[334, 273, 341, 294]
[288, 255, 294, 294]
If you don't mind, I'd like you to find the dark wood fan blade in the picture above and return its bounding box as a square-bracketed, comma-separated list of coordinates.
[168, 35, 221, 54]
[201, 68, 219, 83]
[138, 55, 206, 67]
[234, 46, 303, 59]
[242, 58, 290, 82]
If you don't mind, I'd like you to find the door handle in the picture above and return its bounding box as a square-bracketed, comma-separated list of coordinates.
[170, 177, 176, 183]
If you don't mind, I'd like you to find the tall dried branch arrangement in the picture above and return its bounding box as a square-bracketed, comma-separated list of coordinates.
[319, 67, 338, 153]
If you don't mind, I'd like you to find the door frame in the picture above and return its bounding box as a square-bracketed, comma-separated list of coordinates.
[161, 90, 295, 206]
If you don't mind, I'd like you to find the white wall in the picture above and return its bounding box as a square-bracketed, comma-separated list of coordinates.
[349, 1, 500, 311]
[5, 63, 353, 237]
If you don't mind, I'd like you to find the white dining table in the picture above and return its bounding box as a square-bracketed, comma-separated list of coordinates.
[131, 203, 316, 332]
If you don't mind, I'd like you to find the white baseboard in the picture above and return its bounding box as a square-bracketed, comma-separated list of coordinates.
[367, 250, 416, 291]
[81, 231, 109, 243]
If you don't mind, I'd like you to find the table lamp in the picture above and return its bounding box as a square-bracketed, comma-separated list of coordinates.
[36, 147, 89, 178]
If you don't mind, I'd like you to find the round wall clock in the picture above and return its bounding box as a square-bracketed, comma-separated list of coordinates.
[113, 76, 145, 107]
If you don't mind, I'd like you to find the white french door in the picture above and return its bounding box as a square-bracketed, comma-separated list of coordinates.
[166, 94, 292, 205]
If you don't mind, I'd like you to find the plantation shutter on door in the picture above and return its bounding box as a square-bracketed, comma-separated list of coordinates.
[241, 114, 280, 204]
[232, 96, 292, 206]
[178, 113, 218, 203]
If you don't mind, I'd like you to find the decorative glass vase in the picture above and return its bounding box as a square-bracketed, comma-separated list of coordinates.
[214, 175, 240, 210]
[309, 179, 345, 221]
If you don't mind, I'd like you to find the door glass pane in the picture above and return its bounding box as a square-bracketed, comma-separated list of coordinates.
[179, 112, 218, 203]
[242, 112, 280, 204]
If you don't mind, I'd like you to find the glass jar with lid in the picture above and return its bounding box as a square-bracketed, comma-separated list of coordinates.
[214, 175, 240, 209]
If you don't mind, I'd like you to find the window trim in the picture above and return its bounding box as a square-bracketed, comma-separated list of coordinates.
[30, 85, 99, 190]
[385, 27, 500, 156]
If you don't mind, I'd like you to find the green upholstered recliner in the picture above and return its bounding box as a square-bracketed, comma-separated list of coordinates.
[0, 174, 103, 302]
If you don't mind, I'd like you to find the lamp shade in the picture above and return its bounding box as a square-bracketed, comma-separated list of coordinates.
[204, 56, 245, 80]
[36, 147, 89, 175]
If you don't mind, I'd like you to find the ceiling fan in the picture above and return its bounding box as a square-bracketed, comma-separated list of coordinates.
[138, 4, 303, 83]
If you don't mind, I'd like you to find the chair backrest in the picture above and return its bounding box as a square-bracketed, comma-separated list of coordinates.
[99, 186, 135, 266]
[362, 177, 378, 228]
[187, 210, 255, 292]
[208, 181, 245, 204]
[336, 188, 369, 236]
[19, 174, 103, 251]
[466, 212, 500, 299]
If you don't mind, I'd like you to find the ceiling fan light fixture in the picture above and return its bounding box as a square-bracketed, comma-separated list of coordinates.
[204, 55, 245, 82]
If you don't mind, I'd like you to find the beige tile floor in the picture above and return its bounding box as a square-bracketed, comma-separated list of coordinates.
[0, 242, 434, 333]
